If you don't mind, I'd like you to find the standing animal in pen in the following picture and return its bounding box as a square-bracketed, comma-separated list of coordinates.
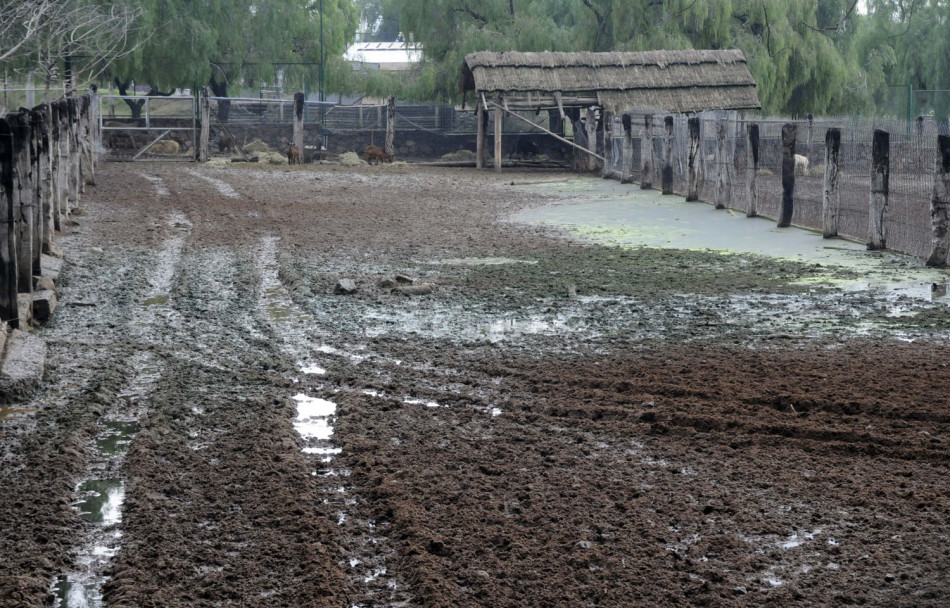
[287, 145, 300, 165]
[363, 145, 393, 164]
[794, 154, 809, 176]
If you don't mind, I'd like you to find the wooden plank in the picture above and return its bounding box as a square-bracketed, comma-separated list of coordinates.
[926, 135, 950, 266]
[494, 99, 503, 172]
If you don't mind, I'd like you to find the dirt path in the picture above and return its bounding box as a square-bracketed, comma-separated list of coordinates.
[1, 162, 948, 607]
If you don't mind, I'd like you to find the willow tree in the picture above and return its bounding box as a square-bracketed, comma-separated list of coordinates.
[382, 0, 869, 114]
[109, 0, 356, 105]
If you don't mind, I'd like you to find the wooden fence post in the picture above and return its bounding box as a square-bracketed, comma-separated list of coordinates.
[662, 115, 674, 194]
[12, 111, 33, 294]
[29, 109, 45, 275]
[868, 129, 890, 250]
[746, 123, 759, 217]
[292, 92, 305, 156]
[602, 111, 613, 179]
[198, 86, 210, 162]
[585, 107, 597, 172]
[822, 128, 841, 237]
[89, 85, 100, 175]
[0, 118, 20, 327]
[385, 96, 396, 157]
[926, 135, 950, 266]
[67, 97, 81, 211]
[621, 113, 633, 184]
[778, 123, 797, 227]
[641, 114, 654, 189]
[715, 118, 730, 209]
[54, 101, 68, 230]
[686, 117, 700, 201]
[40, 104, 56, 256]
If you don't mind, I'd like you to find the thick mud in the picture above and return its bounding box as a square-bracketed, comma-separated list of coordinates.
[0, 162, 948, 607]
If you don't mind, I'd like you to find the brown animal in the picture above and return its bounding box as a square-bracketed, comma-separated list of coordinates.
[363, 145, 393, 165]
[287, 145, 300, 165]
[217, 132, 235, 153]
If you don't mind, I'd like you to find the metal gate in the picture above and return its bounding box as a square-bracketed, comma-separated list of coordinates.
[100, 95, 196, 161]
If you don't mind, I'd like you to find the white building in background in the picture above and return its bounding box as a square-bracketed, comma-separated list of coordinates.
[344, 41, 422, 71]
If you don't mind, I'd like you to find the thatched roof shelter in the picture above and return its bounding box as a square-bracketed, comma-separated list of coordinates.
[461, 50, 760, 113]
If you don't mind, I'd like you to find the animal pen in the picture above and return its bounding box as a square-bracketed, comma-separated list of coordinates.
[460, 50, 950, 266]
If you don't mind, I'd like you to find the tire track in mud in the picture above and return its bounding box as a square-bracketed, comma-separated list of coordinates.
[101, 234, 346, 606]
[51, 211, 192, 606]
[254, 235, 413, 607]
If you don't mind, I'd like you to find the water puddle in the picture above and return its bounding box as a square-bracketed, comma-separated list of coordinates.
[185, 168, 240, 198]
[53, 353, 161, 607]
[142, 294, 169, 307]
[76, 479, 125, 524]
[429, 257, 538, 266]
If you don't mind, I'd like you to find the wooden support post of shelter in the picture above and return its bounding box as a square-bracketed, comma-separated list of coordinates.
[778, 123, 797, 228]
[494, 97, 503, 172]
[0, 118, 19, 327]
[292, 92, 305, 155]
[602, 111, 613, 179]
[822, 128, 841, 237]
[385, 96, 396, 157]
[662, 115, 674, 194]
[476, 98, 486, 169]
[621, 113, 633, 184]
[686, 117, 700, 201]
[926, 135, 950, 267]
[746, 123, 759, 217]
[868, 129, 890, 250]
[585, 107, 597, 172]
[641, 114, 654, 189]
[198, 87, 210, 162]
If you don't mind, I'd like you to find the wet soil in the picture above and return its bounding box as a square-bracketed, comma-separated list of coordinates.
[1, 162, 948, 607]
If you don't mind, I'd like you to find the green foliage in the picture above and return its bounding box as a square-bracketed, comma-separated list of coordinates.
[110, 0, 357, 94]
[367, 0, 946, 117]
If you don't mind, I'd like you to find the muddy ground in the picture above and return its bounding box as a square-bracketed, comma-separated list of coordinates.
[1, 161, 948, 607]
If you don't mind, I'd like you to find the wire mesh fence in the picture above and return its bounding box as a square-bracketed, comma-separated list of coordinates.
[100, 95, 196, 161]
[611, 110, 948, 259]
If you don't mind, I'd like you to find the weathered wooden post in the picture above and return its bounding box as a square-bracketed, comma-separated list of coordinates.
[292, 92, 305, 156]
[868, 129, 890, 250]
[602, 110, 613, 179]
[641, 114, 654, 189]
[198, 86, 210, 162]
[715, 118, 730, 209]
[926, 135, 950, 266]
[494, 96, 503, 172]
[806, 113, 814, 158]
[89, 85, 100, 175]
[585, 107, 597, 172]
[39, 104, 55, 256]
[0, 118, 20, 327]
[686, 117, 700, 201]
[385, 96, 396, 157]
[822, 128, 841, 237]
[916, 115, 925, 174]
[67, 97, 81, 211]
[54, 101, 69, 230]
[29, 108, 46, 274]
[621, 113, 633, 184]
[662, 115, 674, 194]
[476, 98, 486, 169]
[12, 111, 34, 294]
[746, 123, 759, 217]
[778, 123, 797, 227]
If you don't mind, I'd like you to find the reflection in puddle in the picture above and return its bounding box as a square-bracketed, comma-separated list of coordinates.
[96, 421, 138, 456]
[0, 406, 38, 421]
[404, 397, 441, 408]
[300, 363, 326, 375]
[76, 480, 124, 525]
[53, 575, 99, 608]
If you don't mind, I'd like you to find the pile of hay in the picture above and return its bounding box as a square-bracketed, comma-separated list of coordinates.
[256, 151, 288, 165]
[339, 151, 366, 166]
[205, 158, 232, 168]
[441, 149, 476, 162]
[244, 140, 270, 153]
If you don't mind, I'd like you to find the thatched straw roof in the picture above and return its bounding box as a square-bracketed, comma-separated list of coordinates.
[461, 50, 760, 113]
